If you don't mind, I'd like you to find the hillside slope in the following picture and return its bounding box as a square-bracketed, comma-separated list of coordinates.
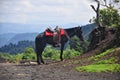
[61, 27, 120, 73]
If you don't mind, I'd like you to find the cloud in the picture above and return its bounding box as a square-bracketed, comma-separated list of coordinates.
[0, 0, 95, 25]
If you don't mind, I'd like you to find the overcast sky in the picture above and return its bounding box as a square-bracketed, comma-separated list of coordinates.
[0, 0, 96, 26]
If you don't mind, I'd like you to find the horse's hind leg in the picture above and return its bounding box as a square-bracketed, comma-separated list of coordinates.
[40, 53, 44, 64]
[37, 53, 41, 65]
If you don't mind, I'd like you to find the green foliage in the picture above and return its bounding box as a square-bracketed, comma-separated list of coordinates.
[0, 52, 12, 60]
[69, 36, 83, 53]
[94, 57, 118, 64]
[14, 53, 23, 62]
[63, 47, 80, 59]
[97, 4, 120, 41]
[99, 6, 120, 27]
[91, 0, 120, 27]
[43, 46, 60, 60]
[0, 47, 36, 63]
[0, 45, 82, 63]
[89, 48, 115, 61]
[22, 47, 36, 60]
[43, 46, 82, 61]
[75, 47, 120, 72]
[75, 64, 120, 72]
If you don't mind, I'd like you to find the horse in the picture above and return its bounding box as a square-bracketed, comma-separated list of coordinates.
[35, 26, 84, 64]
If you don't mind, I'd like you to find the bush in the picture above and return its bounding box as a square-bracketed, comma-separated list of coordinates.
[43, 46, 82, 60]
[0, 46, 83, 63]
[22, 47, 36, 60]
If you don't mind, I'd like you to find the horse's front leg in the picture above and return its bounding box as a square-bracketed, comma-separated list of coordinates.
[60, 44, 64, 61]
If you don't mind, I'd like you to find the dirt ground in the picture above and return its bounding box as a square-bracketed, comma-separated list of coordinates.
[0, 60, 120, 80]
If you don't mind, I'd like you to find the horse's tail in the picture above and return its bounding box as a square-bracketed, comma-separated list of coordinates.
[34, 33, 44, 54]
[35, 34, 40, 54]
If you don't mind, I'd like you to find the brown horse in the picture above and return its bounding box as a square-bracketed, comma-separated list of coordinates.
[35, 26, 84, 64]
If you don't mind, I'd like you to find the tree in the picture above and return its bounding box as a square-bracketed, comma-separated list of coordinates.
[99, 6, 120, 27]
[90, 0, 120, 27]
[89, 0, 120, 48]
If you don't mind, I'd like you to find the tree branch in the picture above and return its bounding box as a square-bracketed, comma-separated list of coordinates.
[90, 5, 97, 13]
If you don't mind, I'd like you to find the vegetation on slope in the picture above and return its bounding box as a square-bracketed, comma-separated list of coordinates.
[76, 64, 120, 72]
[75, 47, 120, 72]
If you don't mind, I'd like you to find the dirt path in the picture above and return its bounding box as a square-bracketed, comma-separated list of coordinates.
[0, 62, 120, 80]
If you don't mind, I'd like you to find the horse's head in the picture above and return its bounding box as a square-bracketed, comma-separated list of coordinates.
[74, 26, 84, 41]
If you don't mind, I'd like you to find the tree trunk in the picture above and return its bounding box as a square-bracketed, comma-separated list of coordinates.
[91, 1, 101, 27]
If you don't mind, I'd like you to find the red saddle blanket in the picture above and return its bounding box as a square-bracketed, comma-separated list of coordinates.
[45, 29, 65, 36]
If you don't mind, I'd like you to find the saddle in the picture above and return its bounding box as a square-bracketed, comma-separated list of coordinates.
[45, 28, 65, 47]
[45, 29, 65, 36]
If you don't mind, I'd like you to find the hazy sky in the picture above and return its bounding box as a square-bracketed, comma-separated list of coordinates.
[0, 0, 96, 25]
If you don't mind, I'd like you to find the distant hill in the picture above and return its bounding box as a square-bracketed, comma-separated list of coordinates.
[82, 23, 96, 39]
[0, 33, 17, 47]
[7, 33, 38, 44]
[0, 33, 38, 47]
